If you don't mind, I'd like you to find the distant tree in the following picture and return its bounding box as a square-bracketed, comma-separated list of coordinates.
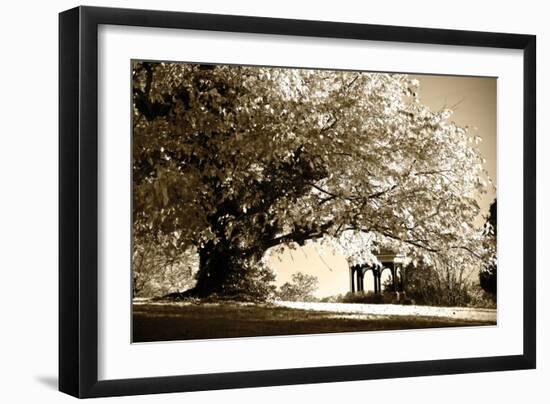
[133, 61, 492, 298]
[277, 272, 319, 302]
[479, 200, 497, 297]
[132, 235, 197, 298]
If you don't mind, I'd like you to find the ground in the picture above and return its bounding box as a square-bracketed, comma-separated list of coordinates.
[132, 301, 496, 342]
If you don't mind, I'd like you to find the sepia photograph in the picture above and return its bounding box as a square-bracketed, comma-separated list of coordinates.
[131, 61, 497, 343]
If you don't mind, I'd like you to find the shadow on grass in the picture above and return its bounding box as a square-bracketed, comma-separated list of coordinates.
[133, 302, 495, 343]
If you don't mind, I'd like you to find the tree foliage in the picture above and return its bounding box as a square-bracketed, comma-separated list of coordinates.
[277, 272, 319, 302]
[132, 236, 197, 298]
[404, 260, 474, 306]
[132, 61, 493, 297]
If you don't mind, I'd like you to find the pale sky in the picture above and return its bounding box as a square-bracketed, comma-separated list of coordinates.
[269, 73, 497, 297]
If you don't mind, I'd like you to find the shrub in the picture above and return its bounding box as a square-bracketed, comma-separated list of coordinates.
[404, 261, 475, 307]
[340, 291, 385, 304]
[339, 291, 415, 305]
[466, 283, 497, 309]
[216, 261, 277, 302]
[319, 294, 343, 303]
[276, 272, 319, 302]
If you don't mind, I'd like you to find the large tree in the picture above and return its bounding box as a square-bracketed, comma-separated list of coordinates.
[132, 61, 492, 298]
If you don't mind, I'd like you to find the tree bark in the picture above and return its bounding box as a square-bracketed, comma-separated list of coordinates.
[168, 241, 246, 298]
[193, 242, 237, 296]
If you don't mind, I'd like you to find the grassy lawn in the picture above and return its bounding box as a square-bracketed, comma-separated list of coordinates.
[132, 302, 495, 342]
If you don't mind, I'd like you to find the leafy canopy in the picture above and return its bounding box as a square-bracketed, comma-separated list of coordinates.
[133, 61, 492, 276]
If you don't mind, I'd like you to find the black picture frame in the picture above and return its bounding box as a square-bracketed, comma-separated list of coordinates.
[59, 5, 536, 398]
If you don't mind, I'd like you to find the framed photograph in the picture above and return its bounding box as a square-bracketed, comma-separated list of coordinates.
[59, 6, 536, 398]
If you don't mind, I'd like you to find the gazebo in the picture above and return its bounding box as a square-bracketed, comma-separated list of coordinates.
[349, 249, 406, 294]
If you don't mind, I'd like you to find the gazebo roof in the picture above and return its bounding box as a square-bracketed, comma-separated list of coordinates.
[375, 249, 406, 264]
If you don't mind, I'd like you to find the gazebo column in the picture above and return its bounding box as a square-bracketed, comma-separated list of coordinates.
[391, 263, 397, 292]
[350, 266, 355, 293]
[396, 263, 402, 292]
[400, 264, 406, 292]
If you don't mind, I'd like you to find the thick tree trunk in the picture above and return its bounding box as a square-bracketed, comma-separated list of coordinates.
[161, 239, 270, 300]
[192, 242, 239, 297]
[166, 241, 244, 298]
